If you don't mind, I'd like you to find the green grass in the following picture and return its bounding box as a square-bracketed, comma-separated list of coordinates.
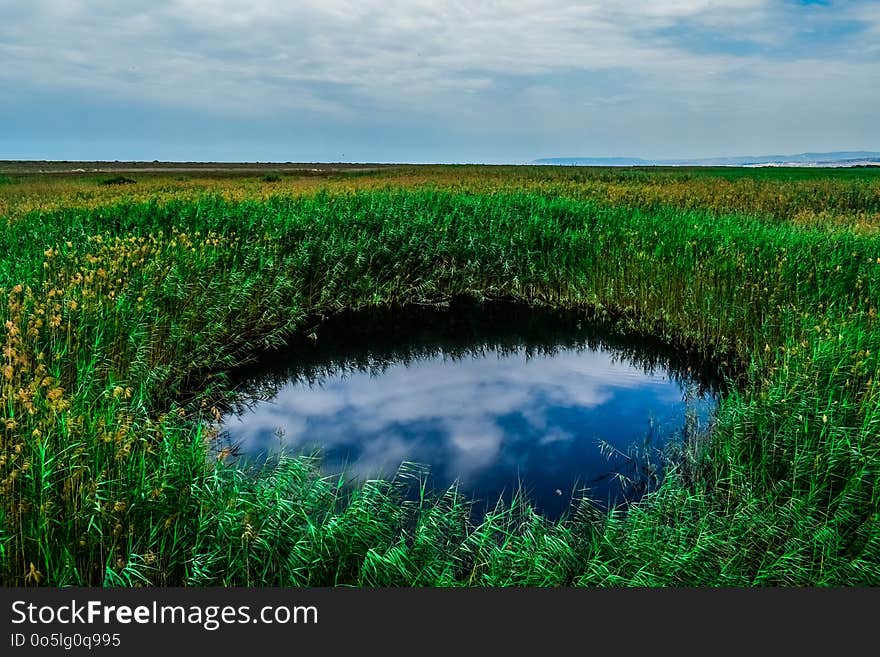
[1, 182, 879, 586]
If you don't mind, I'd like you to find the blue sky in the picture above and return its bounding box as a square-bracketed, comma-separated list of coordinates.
[1, 0, 878, 163]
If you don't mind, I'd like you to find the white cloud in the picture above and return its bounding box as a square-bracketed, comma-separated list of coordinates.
[2, 0, 877, 158]
[0, 0, 785, 112]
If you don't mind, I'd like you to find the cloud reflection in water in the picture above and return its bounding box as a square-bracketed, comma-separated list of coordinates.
[221, 343, 716, 515]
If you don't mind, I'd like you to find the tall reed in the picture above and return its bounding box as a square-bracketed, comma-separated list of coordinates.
[1, 179, 878, 585]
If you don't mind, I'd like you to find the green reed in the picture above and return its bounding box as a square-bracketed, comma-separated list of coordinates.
[1, 183, 879, 585]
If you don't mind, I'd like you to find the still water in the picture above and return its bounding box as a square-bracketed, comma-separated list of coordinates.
[219, 301, 722, 518]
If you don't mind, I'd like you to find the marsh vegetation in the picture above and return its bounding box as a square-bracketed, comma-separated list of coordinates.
[1, 164, 879, 585]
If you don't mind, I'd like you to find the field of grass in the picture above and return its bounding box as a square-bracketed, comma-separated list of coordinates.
[1, 164, 879, 585]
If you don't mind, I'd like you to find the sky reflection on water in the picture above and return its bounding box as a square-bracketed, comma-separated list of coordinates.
[219, 303, 719, 517]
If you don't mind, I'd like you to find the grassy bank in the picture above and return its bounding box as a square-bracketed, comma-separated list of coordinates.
[1, 172, 880, 585]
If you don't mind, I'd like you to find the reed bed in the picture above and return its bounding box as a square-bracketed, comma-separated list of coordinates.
[1, 167, 879, 585]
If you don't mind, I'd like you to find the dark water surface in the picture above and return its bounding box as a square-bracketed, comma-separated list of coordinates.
[219, 301, 723, 518]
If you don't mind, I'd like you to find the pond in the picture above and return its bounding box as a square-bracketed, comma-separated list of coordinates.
[218, 300, 723, 519]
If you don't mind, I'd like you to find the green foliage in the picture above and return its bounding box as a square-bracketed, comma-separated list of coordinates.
[261, 172, 282, 183]
[1, 180, 879, 586]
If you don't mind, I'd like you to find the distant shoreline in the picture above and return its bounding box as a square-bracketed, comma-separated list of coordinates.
[1, 159, 879, 174]
[0, 161, 398, 174]
[533, 151, 880, 168]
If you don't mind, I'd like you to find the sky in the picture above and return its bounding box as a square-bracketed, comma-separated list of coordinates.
[1, 0, 878, 163]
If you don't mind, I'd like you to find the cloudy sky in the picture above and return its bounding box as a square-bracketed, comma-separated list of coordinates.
[1, 1, 878, 162]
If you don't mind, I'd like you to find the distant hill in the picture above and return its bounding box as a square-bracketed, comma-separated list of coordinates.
[533, 151, 880, 167]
